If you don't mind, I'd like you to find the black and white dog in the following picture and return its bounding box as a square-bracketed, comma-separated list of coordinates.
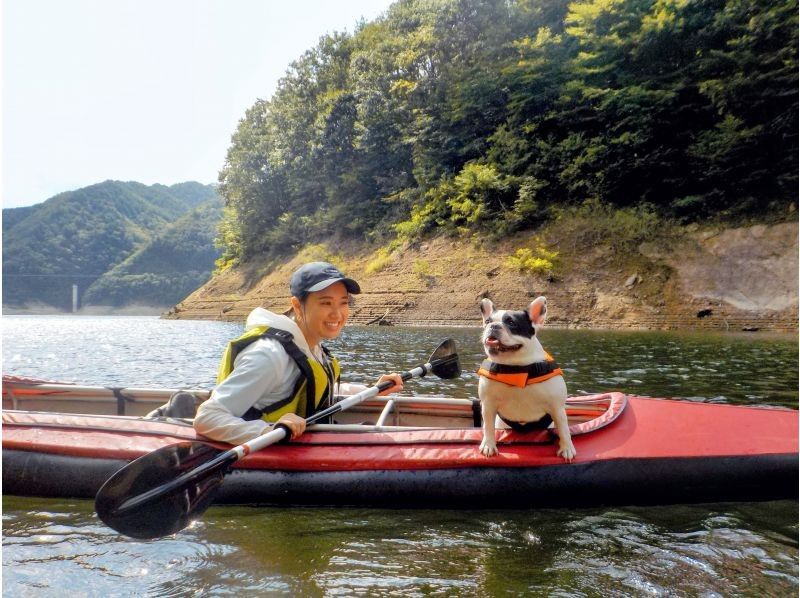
[477, 297, 576, 462]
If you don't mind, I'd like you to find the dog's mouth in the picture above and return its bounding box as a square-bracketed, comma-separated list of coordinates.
[484, 337, 522, 353]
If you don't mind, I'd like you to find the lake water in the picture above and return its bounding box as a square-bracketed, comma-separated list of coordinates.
[2, 316, 798, 596]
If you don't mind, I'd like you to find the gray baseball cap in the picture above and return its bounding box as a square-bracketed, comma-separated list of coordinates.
[290, 262, 361, 297]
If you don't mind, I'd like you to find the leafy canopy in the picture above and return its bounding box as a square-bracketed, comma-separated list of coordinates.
[218, 0, 797, 261]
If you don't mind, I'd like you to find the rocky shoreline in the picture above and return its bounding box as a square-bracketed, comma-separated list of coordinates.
[164, 222, 798, 333]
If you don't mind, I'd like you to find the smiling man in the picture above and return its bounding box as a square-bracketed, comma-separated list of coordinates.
[193, 262, 404, 444]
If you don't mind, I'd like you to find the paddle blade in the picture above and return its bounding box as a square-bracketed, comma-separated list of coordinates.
[95, 441, 226, 539]
[429, 338, 460, 379]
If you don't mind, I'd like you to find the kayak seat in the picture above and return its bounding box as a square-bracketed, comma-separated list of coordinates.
[145, 391, 198, 419]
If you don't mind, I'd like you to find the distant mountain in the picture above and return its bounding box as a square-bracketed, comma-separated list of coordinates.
[82, 198, 223, 307]
[2, 205, 37, 234]
[152, 181, 218, 208]
[2, 180, 221, 310]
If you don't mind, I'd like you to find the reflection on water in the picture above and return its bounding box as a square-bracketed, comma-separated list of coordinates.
[3, 316, 797, 407]
[3, 497, 797, 596]
[333, 326, 798, 408]
[2, 316, 798, 595]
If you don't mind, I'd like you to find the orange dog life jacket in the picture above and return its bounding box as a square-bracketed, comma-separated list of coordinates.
[477, 351, 563, 388]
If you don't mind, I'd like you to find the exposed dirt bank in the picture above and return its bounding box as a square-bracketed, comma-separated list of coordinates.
[165, 221, 798, 332]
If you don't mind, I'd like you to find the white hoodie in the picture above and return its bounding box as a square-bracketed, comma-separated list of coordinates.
[193, 307, 365, 445]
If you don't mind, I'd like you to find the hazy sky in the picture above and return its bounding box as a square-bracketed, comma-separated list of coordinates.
[2, 0, 396, 208]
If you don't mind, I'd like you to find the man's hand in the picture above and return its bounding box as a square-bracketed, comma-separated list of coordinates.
[276, 412, 306, 439]
[376, 373, 404, 396]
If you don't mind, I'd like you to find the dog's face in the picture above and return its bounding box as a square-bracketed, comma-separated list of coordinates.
[480, 297, 547, 363]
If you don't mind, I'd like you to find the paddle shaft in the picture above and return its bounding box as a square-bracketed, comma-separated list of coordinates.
[113, 365, 428, 515]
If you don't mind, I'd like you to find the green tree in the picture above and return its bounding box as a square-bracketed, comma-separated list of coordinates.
[216, 0, 798, 259]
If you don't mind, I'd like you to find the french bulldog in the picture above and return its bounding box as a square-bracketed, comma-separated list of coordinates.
[477, 297, 576, 462]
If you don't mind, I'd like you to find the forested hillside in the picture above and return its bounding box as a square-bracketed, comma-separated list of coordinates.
[82, 199, 223, 307]
[3, 206, 36, 234]
[3, 181, 220, 310]
[217, 0, 797, 267]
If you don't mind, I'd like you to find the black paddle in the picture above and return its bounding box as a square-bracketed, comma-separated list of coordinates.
[95, 339, 460, 539]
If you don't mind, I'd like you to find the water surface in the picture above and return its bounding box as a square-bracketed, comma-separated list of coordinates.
[2, 316, 797, 596]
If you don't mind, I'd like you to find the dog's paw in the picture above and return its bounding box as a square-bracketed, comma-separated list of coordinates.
[479, 439, 499, 457]
[557, 441, 577, 463]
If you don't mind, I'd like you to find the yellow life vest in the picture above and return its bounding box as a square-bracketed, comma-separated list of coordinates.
[216, 325, 341, 422]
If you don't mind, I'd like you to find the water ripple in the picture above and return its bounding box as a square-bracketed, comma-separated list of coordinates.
[1, 318, 797, 596]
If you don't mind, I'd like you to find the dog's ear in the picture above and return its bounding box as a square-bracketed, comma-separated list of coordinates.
[528, 297, 547, 326]
[480, 298, 495, 321]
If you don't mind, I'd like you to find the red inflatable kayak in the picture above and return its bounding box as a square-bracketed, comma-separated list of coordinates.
[3, 393, 797, 507]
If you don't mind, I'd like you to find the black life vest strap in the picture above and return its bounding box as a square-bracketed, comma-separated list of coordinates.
[316, 344, 338, 422]
[499, 412, 553, 433]
[266, 328, 317, 417]
[479, 359, 560, 379]
[240, 328, 318, 420]
[480, 359, 558, 432]
[471, 399, 483, 428]
[320, 344, 338, 390]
